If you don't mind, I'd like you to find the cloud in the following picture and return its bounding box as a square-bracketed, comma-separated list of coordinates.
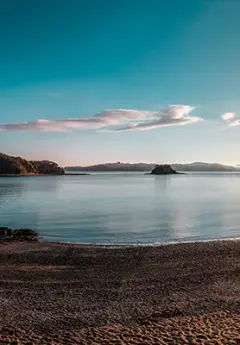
[229, 119, 240, 127]
[0, 105, 201, 132]
[221, 112, 236, 121]
[110, 105, 200, 131]
[221, 112, 240, 127]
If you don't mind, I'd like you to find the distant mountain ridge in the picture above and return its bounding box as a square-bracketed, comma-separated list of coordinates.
[65, 162, 156, 172]
[0, 152, 64, 175]
[65, 162, 239, 172]
[173, 162, 238, 172]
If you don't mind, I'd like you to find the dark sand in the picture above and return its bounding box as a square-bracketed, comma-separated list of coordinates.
[0, 240, 240, 344]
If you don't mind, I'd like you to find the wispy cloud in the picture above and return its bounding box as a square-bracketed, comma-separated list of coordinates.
[0, 105, 201, 132]
[221, 112, 240, 127]
[108, 105, 200, 131]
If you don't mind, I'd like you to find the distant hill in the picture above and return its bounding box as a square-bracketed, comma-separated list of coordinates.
[172, 162, 238, 172]
[0, 152, 64, 175]
[65, 162, 239, 172]
[65, 162, 156, 172]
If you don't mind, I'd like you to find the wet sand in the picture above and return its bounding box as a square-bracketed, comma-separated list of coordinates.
[0, 240, 240, 344]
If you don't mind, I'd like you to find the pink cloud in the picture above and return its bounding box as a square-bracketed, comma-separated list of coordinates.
[0, 105, 201, 132]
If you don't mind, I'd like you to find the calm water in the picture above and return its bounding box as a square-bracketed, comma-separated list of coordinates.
[0, 173, 240, 244]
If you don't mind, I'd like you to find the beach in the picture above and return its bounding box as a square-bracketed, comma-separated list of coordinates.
[0, 240, 240, 344]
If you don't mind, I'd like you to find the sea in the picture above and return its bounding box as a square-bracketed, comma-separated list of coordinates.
[0, 172, 240, 245]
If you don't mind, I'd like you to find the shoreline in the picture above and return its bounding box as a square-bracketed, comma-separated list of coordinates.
[0, 173, 63, 177]
[1, 239, 240, 344]
[37, 236, 240, 248]
[0, 173, 90, 177]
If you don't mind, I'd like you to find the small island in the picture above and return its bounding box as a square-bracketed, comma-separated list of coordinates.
[151, 164, 178, 175]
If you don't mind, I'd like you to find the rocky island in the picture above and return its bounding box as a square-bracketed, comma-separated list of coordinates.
[151, 164, 178, 175]
[0, 152, 64, 176]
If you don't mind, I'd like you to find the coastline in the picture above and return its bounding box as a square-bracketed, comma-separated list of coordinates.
[0, 173, 89, 177]
[1, 239, 239, 344]
[38, 235, 240, 248]
[0, 173, 63, 177]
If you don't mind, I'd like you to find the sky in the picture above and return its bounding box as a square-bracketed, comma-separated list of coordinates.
[0, 0, 240, 166]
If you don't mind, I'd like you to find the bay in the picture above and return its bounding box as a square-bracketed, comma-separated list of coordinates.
[0, 172, 240, 244]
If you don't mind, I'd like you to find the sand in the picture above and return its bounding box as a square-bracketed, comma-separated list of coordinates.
[0, 240, 240, 344]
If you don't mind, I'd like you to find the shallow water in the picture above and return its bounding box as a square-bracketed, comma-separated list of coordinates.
[0, 172, 240, 244]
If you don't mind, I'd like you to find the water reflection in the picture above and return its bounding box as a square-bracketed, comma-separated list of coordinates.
[0, 177, 63, 230]
[0, 180, 24, 205]
[0, 174, 240, 243]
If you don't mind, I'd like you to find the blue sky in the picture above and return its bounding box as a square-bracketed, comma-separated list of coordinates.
[0, 0, 240, 165]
